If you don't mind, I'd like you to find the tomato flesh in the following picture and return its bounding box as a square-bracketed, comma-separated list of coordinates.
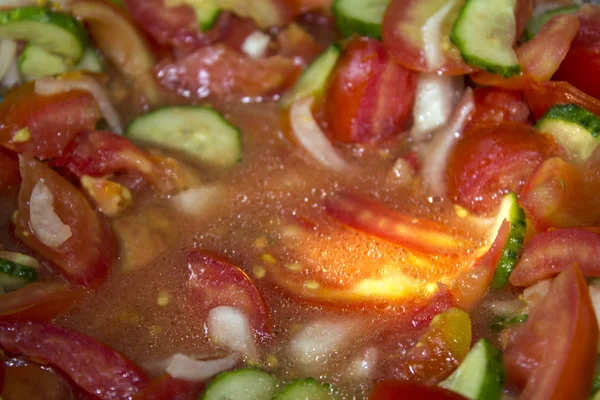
[369, 380, 468, 400]
[524, 81, 600, 119]
[468, 88, 530, 129]
[0, 148, 19, 195]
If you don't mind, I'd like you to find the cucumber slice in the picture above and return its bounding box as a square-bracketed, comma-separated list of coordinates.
[0, 259, 37, 291]
[280, 44, 341, 109]
[332, 0, 390, 39]
[490, 314, 528, 332]
[0, 7, 88, 61]
[126, 106, 243, 168]
[490, 193, 527, 289]
[450, 0, 521, 77]
[18, 43, 68, 81]
[524, 5, 579, 40]
[536, 104, 600, 163]
[274, 378, 333, 400]
[202, 369, 278, 400]
[440, 339, 505, 400]
[74, 47, 104, 73]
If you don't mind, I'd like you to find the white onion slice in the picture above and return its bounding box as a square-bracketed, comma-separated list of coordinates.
[486, 298, 526, 317]
[411, 73, 464, 141]
[207, 306, 258, 359]
[171, 186, 223, 217]
[242, 31, 271, 59]
[35, 75, 123, 134]
[0, 0, 37, 7]
[2, 58, 20, 88]
[523, 279, 552, 309]
[345, 347, 379, 381]
[29, 181, 72, 248]
[164, 353, 241, 382]
[422, 0, 458, 71]
[420, 88, 474, 197]
[0, 40, 17, 82]
[289, 96, 350, 173]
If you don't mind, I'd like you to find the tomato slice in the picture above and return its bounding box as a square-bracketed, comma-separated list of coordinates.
[324, 193, 471, 254]
[510, 228, 600, 286]
[554, 5, 600, 100]
[0, 82, 100, 160]
[15, 157, 118, 287]
[468, 88, 530, 129]
[0, 148, 19, 195]
[154, 44, 299, 99]
[186, 250, 271, 336]
[520, 157, 600, 231]
[0, 281, 85, 322]
[1, 359, 80, 400]
[524, 81, 600, 119]
[504, 266, 597, 399]
[369, 380, 468, 400]
[470, 14, 579, 89]
[133, 374, 205, 400]
[447, 122, 556, 214]
[0, 322, 149, 399]
[323, 36, 417, 143]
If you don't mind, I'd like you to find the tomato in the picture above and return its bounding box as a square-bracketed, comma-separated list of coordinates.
[1, 360, 79, 400]
[0, 322, 149, 399]
[554, 5, 600, 100]
[323, 37, 417, 143]
[221, 16, 260, 53]
[186, 250, 272, 336]
[468, 88, 530, 128]
[0, 281, 85, 322]
[276, 23, 323, 67]
[15, 157, 117, 287]
[510, 228, 600, 286]
[520, 157, 600, 231]
[504, 266, 597, 399]
[471, 14, 580, 89]
[447, 122, 556, 214]
[324, 193, 471, 254]
[369, 380, 468, 400]
[524, 81, 600, 119]
[154, 44, 299, 99]
[387, 308, 471, 385]
[0, 148, 19, 194]
[0, 82, 100, 160]
[282, 0, 333, 15]
[133, 375, 204, 400]
[410, 283, 453, 329]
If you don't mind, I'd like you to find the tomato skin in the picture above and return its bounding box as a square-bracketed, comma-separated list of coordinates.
[504, 266, 597, 400]
[469, 88, 530, 128]
[524, 81, 600, 119]
[369, 380, 468, 400]
[0, 322, 150, 400]
[323, 37, 417, 143]
[15, 157, 118, 287]
[0, 83, 100, 160]
[447, 122, 556, 214]
[0, 148, 20, 194]
[133, 375, 204, 400]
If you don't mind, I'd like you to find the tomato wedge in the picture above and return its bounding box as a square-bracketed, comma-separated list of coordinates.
[15, 157, 117, 287]
[323, 36, 417, 143]
[510, 228, 600, 286]
[0, 82, 100, 160]
[504, 266, 597, 400]
[324, 193, 471, 254]
[0, 281, 85, 322]
[186, 250, 271, 336]
[0, 322, 149, 399]
[0, 148, 19, 194]
[468, 88, 530, 129]
[524, 80, 600, 119]
[447, 122, 556, 214]
[133, 375, 204, 400]
[369, 380, 468, 400]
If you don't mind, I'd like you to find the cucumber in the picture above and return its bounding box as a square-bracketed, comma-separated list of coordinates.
[450, 0, 521, 77]
[0, 7, 88, 61]
[332, 0, 390, 39]
[440, 339, 505, 400]
[274, 378, 333, 400]
[0, 259, 37, 291]
[126, 106, 242, 168]
[490, 314, 528, 332]
[74, 47, 104, 73]
[536, 104, 600, 163]
[18, 43, 67, 81]
[490, 193, 527, 289]
[202, 369, 278, 400]
[280, 44, 341, 109]
[524, 5, 580, 40]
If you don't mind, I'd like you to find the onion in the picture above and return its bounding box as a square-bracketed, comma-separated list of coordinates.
[35, 75, 123, 134]
[29, 181, 72, 248]
[523, 279, 552, 309]
[589, 284, 600, 352]
[345, 347, 379, 381]
[2, 58, 20, 88]
[164, 353, 241, 382]
[242, 31, 271, 59]
[0, 0, 37, 7]
[0, 40, 16, 82]
[422, 0, 459, 70]
[207, 306, 258, 359]
[486, 298, 526, 317]
[411, 74, 464, 141]
[419, 88, 474, 197]
[171, 186, 224, 217]
[290, 96, 350, 172]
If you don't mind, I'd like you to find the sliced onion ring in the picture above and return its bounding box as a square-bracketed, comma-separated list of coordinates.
[29, 180, 72, 248]
[207, 306, 258, 359]
[35, 75, 123, 134]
